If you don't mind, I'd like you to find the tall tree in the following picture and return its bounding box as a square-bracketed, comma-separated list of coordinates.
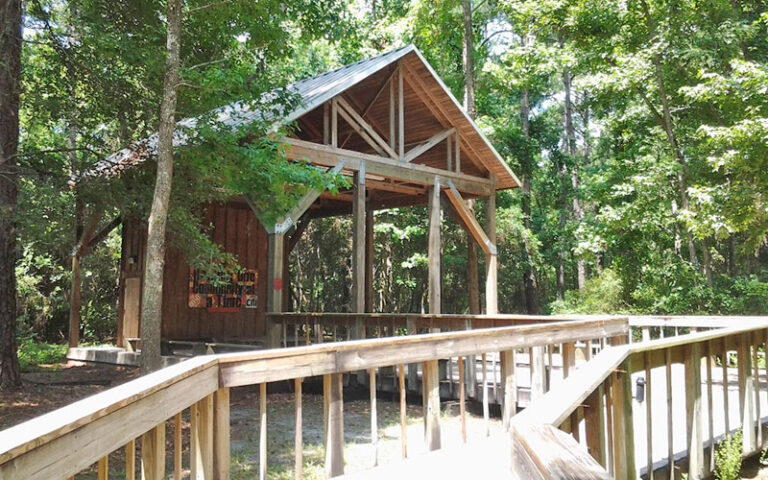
[140, 0, 182, 373]
[0, 0, 23, 388]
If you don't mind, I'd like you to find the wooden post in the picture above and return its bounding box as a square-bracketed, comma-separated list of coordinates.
[481, 353, 489, 437]
[364, 208, 374, 313]
[501, 350, 517, 431]
[173, 413, 182, 480]
[752, 333, 762, 448]
[125, 439, 136, 480]
[295, 378, 303, 480]
[267, 233, 285, 348]
[738, 333, 757, 454]
[398, 364, 408, 458]
[422, 360, 441, 451]
[427, 178, 441, 314]
[685, 343, 704, 479]
[369, 368, 378, 466]
[259, 383, 268, 480]
[584, 384, 606, 466]
[397, 65, 404, 159]
[722, 337, 731, 436]
[665, 348, 674, 480]
[458, 356, 467, 443]
[644, 352, 654, 480]
[562, 342, 576, 378]
[141, 424, 166, 480]
[331, 98, 338, 148]
[531, 346, 546, 400]
[214, 388, 230, 480]
[611, 363, 635, 480]
[706, 341, 715, 474]
[351, 169, 366, 338]
[485, 192, 498, 314]
[191, 394, 214, 480]
[325, 373, 344, 477]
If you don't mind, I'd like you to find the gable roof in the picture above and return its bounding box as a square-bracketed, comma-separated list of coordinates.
[80, 45, 519, 190]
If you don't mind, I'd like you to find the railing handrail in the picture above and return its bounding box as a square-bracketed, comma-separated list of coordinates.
[627, 315, 768, 328]
[0, 316, 627, 475]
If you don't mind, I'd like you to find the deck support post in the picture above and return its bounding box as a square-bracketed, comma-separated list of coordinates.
[364, 207, 374, 313]
[427, 177, 441, 314]
[485, 188, 498, 314]
[685, 343, 704, 479]
[141, 423, 166, 480]
[325, 373, 345, 477]
[351, 167, 366, 338]
[267, 232, 285, 348]
[214, 388, 231, 480]
[422, 360, 441, 451]
[611, 362, 635, 480]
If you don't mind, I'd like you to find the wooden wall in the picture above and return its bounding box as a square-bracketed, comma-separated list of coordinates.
[117, 201, 269, 345]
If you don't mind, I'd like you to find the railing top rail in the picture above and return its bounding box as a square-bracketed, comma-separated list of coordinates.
[627, 315, 768, 328]
[514, 319, 768, 430]
[267, 312, 623, 322]
[0, 356, 217, 466]
[0, 317, 628, 467]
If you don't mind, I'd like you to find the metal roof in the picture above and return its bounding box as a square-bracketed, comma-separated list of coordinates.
[79, 45, 519, 190]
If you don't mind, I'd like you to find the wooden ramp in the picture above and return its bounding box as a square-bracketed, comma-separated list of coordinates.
[337, 424, 610, 480]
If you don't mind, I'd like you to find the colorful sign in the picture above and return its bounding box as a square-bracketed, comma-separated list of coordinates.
[188, 268, 258, 312]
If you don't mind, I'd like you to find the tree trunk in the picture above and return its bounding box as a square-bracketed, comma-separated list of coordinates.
[702, 237, 713, 287]
[0, 0, 23, 389]
[462, 0, 480, 314]
[562, 67, 586, 290]
[639, 0, 698, 268]
[556, 154, 567, 301]
[140, 0, 182, 374]
[520, 87, 540, 314]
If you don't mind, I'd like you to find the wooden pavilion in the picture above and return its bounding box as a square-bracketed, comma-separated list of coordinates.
[79, 45, 519, 350]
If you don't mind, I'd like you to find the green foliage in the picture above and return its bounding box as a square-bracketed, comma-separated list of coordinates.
[714, 429, 743, 480]
[550, 269, 627, 314]
[17, 340, 67, 372]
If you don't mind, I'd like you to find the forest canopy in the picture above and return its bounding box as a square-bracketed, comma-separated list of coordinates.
[10, 0, 768, 347]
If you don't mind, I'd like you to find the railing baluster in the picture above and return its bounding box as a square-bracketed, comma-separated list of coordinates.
[192, 394, 214, 480]
[723, 338, 731, 436]
[685, 343, 704, 479]
[125, 439, 136, 480]
[584, 383, 606, 466]
[604, 377, 614, 477]
[369, 368, 378, 466]
[398, 363, 408, 457]
[645, 351, 654, 480]
[531, 346, 545, 400]
[753, 332, 762, 448]
[141, 423, 166, 480]
[295, 378, 303, 480]
[214, 388, 230, 480]
[481, 353, 489, 437]
[458, 356, 467, 443]
[738, 333, 757, 453]
[259, 383, 268, 480]
[665, 348, 674, 480]
[706, 340, 715, 475]
[173, 413, 182, 480]
[97, 455, 108, 480]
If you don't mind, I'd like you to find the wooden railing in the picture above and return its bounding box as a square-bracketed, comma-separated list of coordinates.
[512, 318, 768, 479]
[0, 316, 627, 480]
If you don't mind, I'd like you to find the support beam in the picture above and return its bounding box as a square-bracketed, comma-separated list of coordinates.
[485, 191, 498, 314]
[285, 137, 494, 197]
[337, 96, 397, 159]
[442, 180, 495, 255]
[427, 178, 441, 314]
[403, 128, 455, 163]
